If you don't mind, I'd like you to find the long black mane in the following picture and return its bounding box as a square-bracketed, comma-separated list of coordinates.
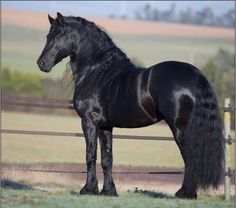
[74, 18, 135, 69]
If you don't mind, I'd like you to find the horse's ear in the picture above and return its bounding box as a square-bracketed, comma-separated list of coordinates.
[57, 12, 64, 26]
[48, 14, 55, 25]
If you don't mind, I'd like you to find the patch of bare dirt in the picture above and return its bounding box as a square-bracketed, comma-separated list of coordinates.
[2, 163, 183, 182]
[2, 163, 234, 196]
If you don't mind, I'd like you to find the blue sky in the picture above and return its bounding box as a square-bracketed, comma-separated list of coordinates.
[2, 1, 234, 18]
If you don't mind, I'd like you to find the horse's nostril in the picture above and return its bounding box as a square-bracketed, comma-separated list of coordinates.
[39, 61, 44, 67]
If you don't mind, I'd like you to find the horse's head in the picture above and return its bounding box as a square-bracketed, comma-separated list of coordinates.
[37, 13, 74, 72]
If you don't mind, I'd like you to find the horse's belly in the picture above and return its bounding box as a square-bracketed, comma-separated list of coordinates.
[109, 105, 161, 128]
[113, 118, 160, 128]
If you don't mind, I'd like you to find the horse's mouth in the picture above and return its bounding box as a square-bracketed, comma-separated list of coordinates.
[38, 64, 52, 73]
[40, 67, 52, 73]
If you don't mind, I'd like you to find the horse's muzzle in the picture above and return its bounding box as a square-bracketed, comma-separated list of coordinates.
[37, 58, 52, 73]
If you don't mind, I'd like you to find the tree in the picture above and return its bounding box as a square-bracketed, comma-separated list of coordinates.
[202, 58, 223, 100]
[214, 48, 234, 73]
[179, 8, 194, 24]
[222, 9, 235, 27]
[202, 49, 234, 108]
[152, 8, 160, 21]
[143, 4, 152, 20]
[167, 3, 176, 22]
[200, 6, 215, 26]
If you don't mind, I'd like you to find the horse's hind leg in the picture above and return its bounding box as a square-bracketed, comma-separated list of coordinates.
[175, 156, 198, 199]
[163, 95, 197, 199]
[98, 128, 117, 196]
[174, 95, 198, 199]
[80, 119, 99, 195]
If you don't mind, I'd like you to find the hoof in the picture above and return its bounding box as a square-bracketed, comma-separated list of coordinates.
[100, 187, 118, 196]
[100, 183, 118, 196]
[80, 183, 99, 195]
[175, 187, 197, 199]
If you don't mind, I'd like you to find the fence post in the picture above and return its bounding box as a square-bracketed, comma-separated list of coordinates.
[224, 98, 231, 201]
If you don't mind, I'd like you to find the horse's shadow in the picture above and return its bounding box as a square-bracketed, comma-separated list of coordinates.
[133, 187, 174, 199]
[1, 179, 33, 190]
[70, 188, 173, 199]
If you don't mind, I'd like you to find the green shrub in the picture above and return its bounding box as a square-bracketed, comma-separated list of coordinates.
[2, 66, 45, 97]
[202, 48, 234, 106]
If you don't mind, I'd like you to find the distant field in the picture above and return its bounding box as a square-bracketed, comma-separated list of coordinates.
[2, 23, 234, 79]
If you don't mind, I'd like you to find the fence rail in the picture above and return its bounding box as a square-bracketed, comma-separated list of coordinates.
[2, 95, 234, 112]
[1, 129, 173, 141]
[2, 96, 74, 110]
[1, 96, 235, 200]
[3, 167, 183, 175]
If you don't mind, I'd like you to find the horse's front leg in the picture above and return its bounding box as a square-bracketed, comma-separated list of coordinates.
[80, 119, 99, 195]
[98, 128, 117, 196]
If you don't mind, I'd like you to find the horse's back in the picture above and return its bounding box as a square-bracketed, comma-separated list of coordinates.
[149, 61, 202, 98]
[151, 61, 201, 89]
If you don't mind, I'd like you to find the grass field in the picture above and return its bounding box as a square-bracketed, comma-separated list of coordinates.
[2, 24, 234, 79]
[2, 186, 233, 208]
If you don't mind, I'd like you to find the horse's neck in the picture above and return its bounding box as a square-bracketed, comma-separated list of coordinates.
[70, 47, 135, 86]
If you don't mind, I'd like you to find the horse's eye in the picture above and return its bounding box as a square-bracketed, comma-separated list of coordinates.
[55, 32, 66, 40]
[55, 35, 60, 40]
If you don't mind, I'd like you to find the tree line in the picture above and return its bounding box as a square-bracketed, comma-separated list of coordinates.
[134, 3, 234, 28]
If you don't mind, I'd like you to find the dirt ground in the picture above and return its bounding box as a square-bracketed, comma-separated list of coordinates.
[2, 8, 234, 39]
[2, 163, 235, 196]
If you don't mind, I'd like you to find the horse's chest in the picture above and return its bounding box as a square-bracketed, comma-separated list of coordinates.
[73, 94, 106, 124]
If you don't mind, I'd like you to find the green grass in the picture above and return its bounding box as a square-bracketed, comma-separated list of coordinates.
[2, 187, 233, 208]
[2, 24, 234, 79]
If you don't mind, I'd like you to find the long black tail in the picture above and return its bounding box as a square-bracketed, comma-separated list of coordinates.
[182, 75, 225, 189]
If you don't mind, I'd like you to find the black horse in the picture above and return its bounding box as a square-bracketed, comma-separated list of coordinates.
[37, 13, 224, 199]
